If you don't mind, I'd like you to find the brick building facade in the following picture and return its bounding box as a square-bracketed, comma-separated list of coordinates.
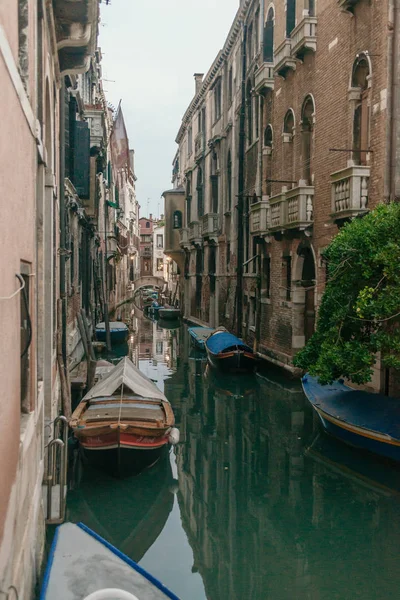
[165, 0, 400, 393]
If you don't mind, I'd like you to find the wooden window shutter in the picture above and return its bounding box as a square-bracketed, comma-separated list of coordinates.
[73, 121, 90, 198]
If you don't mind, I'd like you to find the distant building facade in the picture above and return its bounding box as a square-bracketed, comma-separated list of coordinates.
[165, 0, 400, 392]
[140, 216, 155, 275]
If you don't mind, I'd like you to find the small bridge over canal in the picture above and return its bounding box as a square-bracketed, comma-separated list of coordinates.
[132, 275, 166, 292]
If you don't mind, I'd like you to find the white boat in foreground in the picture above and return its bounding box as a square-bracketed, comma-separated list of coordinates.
[40, 522, 180, 600]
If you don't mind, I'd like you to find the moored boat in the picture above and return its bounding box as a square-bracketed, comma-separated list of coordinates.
[205, 330, 257, 373]
[40, 522, 180, 600]
[95, 322, 129, 344]
[70, 357, 179, 477]
[302, 374, 400, 463]
[188, 326, 215, 351]
[158, 307, 181, 320]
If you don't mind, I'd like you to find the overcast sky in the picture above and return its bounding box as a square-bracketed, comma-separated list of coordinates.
[99, 0, 239, 218]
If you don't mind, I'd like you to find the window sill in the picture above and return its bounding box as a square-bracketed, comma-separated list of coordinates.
[249, 326, 256, 333]
[212, 116, 222, 127]
[246, 138, 260, 153]
[260, 297, 271, 305]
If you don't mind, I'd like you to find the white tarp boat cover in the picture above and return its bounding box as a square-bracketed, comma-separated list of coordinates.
[83, 357, 168, 403]
[40, 522, 178, 600]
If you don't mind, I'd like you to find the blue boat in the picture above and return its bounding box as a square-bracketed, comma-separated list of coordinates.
[188, 326, 215, 351]
[302, 374, 400, 463]
[205, 330, 257, 373]
[40, 522, 180, 600]
[95, 322, 129, 344]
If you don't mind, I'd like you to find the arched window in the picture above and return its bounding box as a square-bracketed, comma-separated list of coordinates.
[247, 80, 253, 144]
[286, 0, 296, 37]
[146, 222, 150, 228]
[309, 0, 315, 16]
[173, 211, 182, 229]
[264, 125, 273, 148]
[284, 110, 295, 135]
[211, 151, 219, 213]
[283, 110, 295, 186]
[228, 67, 233, 105]
[351, 55, 370, 166]
[186, 174, 192, 225]
[227, 150, 232, 210]
[301, 96, 315, 184]
[197, 165, 204, 217]
[264, 7, 274, 62]
[264, 125, 273, 196]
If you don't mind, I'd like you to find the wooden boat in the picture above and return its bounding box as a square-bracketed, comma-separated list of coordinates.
[188, 326, 215, 351]
[302, 374, 400, 463]
[95, 321, 129, 344]
[40, 522, 180, 600]
[70, 357, 179, 477]
[68, 451, 175, 562]
[158, 307, 181, 320]
[205, 330, 257, 373]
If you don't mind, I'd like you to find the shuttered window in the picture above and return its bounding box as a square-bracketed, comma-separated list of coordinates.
[73, 121, 90, 198]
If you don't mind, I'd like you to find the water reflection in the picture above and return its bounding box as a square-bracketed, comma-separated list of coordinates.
[69, 315, 400, 600]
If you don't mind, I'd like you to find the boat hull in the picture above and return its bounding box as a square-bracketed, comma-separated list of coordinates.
[79, 431, 170, 477]
[95, 328, 129, 344]
[158, 309, 181, 320]
[206, 348, 257, 373]
[313, 406, 400, 463]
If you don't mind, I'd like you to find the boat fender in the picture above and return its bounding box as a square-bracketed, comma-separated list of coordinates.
[168, 427, 180, 445]
[83, 590, 139, 600]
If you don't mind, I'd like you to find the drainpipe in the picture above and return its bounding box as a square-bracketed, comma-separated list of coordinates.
[236, 22, 247, 338]
[384, 0, 395, 203]
[59, 81, 67, 365]
[391, 0, 400, 200]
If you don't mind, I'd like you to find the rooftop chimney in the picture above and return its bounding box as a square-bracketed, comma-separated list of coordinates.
[194, 73, 204, 95]
[149, 213, 153, 220]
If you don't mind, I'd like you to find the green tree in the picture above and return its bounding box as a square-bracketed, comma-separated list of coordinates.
[293, 202, 400, 384]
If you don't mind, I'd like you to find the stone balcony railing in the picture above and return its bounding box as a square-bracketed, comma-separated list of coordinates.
[331, 165, 370, 221]
[249, 199, 271, 236]
[274, 39, 297, 78]
[189, 220, 203, 245]
[291, 16, 317, 59]
[202, 213, 220, 241]
[269, 184, 314, 233]
[254, 63, 274, 94]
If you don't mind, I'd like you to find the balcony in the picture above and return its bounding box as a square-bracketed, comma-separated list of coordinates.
[202, 213, 220, 243]
[195, 132, 205, 160]
[274, 39, 297, 78]
[338, 0, 360, 13]
[269, 184, 314, 233]
[249, 199, 270, 236]
[254, 63, 275, 94]
[189, 221, 203, 246]
[291, 17, 317, 60]
[331, 165, 370, 222]
[179, 227, 190, 249]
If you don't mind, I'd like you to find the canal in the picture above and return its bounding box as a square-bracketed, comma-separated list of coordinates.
[67, 312, 400, 600]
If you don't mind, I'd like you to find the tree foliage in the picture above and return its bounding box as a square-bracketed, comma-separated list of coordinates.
[293, 202, 400, 384]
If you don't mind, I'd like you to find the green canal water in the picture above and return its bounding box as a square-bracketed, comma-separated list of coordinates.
[67, 315, 400, 600]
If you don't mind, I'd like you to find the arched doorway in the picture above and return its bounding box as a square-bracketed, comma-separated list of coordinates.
[292, 241, 316, 350]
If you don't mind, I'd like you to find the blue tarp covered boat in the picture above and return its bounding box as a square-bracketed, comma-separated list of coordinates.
[40, 522, 180, 600]
[188, 327, 215, 351]
[205, 331, 257, 373]
[302, 374, 400, 463]
[95, 322, 129, 344]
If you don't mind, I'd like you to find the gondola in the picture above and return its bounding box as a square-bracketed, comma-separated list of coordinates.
[70, 357, 179, 477]
[302, 374, 400, 463]
[188, 326, 215, 351]
[205, 330, 257, 373]
[95, 321, 129, 344]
